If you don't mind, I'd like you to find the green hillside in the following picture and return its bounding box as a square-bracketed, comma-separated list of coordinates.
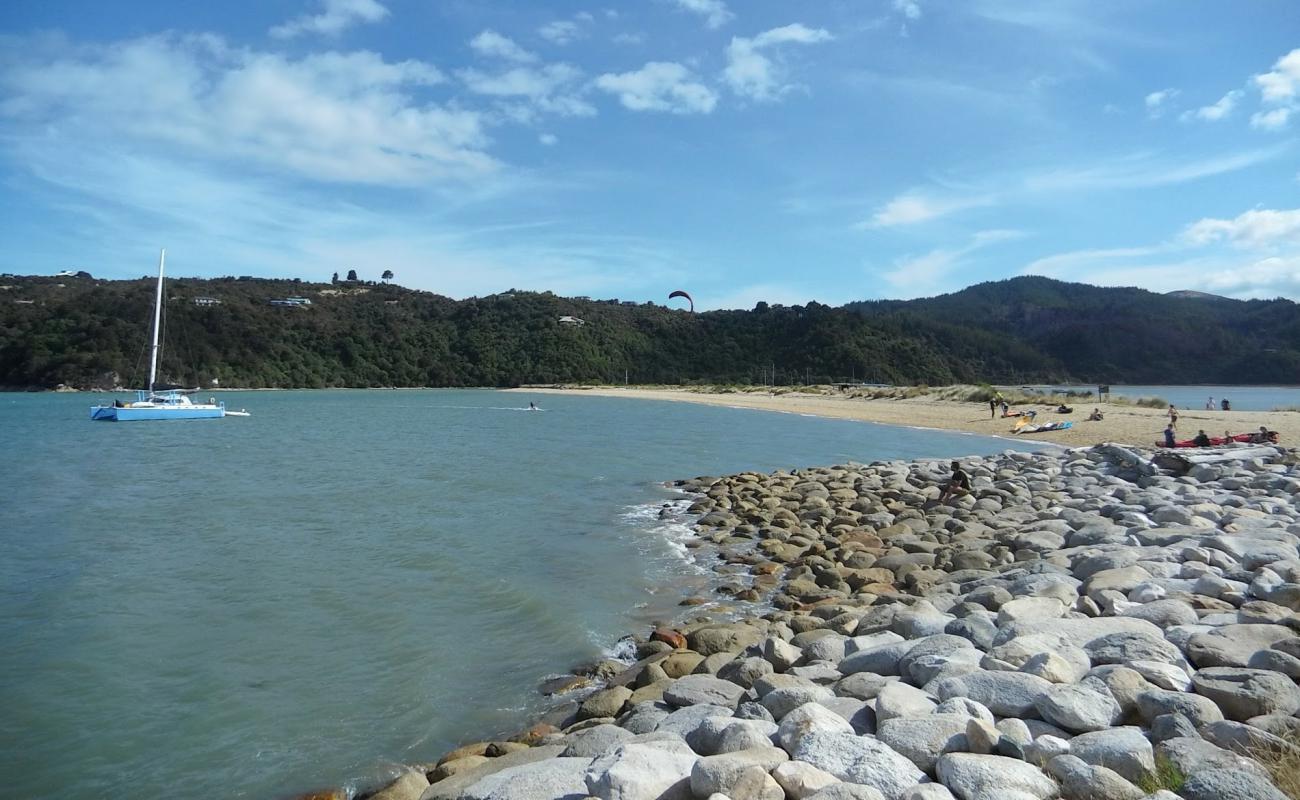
[1, 273, 1296, 390]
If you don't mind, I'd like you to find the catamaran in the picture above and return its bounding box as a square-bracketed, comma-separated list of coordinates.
[90, 250, 238, 421]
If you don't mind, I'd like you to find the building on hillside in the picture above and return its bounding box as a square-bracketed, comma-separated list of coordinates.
[193, 297, 222, 306]
[270, 296, 312, 307]
[558, 315, 585, 326]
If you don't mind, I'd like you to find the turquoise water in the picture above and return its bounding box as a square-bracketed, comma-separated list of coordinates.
[0, 390, 1043, 799]
[1019, 384, 1300, 411]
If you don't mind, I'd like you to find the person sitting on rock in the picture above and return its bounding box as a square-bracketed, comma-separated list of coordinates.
[1088, 408, 1103, 421]
[1193, 429, 1212, 447]
[1163, 423, 1176, 448]
[940, 461, 972, 503]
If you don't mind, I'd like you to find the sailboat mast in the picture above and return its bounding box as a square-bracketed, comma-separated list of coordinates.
[147, 249, 165, 393]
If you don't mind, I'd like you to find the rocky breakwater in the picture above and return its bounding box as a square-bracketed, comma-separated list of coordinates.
[371, 442, 1300, 800]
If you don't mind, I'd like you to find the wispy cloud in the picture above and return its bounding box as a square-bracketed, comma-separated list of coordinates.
[594, 62, 717, 114]
[469, 30, 536, 63]
[670, 0, 734, 30]
[1181, 89, 1242, 122]
[538, 12, 593, 45]
[270, 0, 389, 39]
[861, 193, 995, 228]
[0, 34, 494, 187]
[864, 147, 1286, 229]
[1144, 87, 1179, 118]
[722, 23, 833, 102]
[458, 63, 595, 119]
[881, 229, 1025, 297]
[1025, 207, 1300, 299]
[1183, 208, 1300, 249]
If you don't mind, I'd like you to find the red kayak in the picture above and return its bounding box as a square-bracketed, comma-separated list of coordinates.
[1156, 432, 1278, 448]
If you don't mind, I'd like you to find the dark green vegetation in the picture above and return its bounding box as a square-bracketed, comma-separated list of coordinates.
[2, 274, 1297, 389]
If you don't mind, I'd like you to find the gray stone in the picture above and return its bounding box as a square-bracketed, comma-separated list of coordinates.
[762, 685, 835, 720]
[997, 597, 1067, 625]
[1202, 720, 1300, 757]
[689, 747, 790, 798]
[1120, 599, 1199, 628]
[422, 745, 569, 800]
[371, 769, 429, 800]
[619, 702, 672, 734]
[763, 637, 805, 672]
[929, 670, 1053, 717]
[1179, 768, 1289, 800]
[1136, 689, 1225, 727]
[900, 786, 957, 800]
[655, 704, 735, 751]
[776, 702, 855, 753]
[1191, 667, 1300, 720]
[1126, 660, 1192, 692]
[877, 714, 971, 772]
[727, 764, 785, 800]
[715, 719, 780, 754]
[1024, 735, 1071, 766]
[788, 731, 926, 799]
[805, 784, 887, 800]
[734, 701, 775, 723]
[839, 640, 918, 676]
[834, 672, 899, 701]
[1021, 650, 1089, 684]
[560, 723, 635, 757]
[1035, 684, 1122, 733]
[820, 695, 876, 735]
[1066, 727, 1154, 784]
[965, 718, 999, 755]
[719, 657, 777, 689]
[1045, 754, 1144, 800]
[664, 674, 747, 709]
[994, 617, 1164, 651]
[461, 757, 593, 800]
[1185, 624, 1295, 668]
[1155, 736, 1271, 781]
[1150, 713, 1199, 743]
[934, 753, 1058, 800]
[932, 697, 994, 722]
[580, 686, 634, 720]
[771, 760, 841, 799]
[1083, 631, 1186, 668]
[875, 681, 937, 723]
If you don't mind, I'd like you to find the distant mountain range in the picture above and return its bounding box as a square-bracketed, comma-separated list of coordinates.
[1, 273, 1296, 389]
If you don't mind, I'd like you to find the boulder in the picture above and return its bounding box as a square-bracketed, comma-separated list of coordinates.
[875, 681, 938, 723]
[664, 674, 747, 709]
[370, 769, 430, 800]
[788, 731, 926, 799]
[1179, 768, 1290, 800]
[560, 724, 635, 758]
[689, 747, 790, 798]
[1065, 727, 1154, 784]
[580, 686, 633, 720]
[934, 753, 1057, 800]
[1191, 667, 1300, 721]
[1044, 754, 1144, 800]
[929, 671, 1053, 717]
[1136, 689, 1225, 728]
[1035, 684, 1122, 733]
[776, 702, 855, 752]
[460, 757, 593, 800]
[877, 714, 970, 772]
[762, 685, 835, 720]
[1185, 624, 1295, 668]
[771, 760, 841, 799]
[583, 741, 698, 800]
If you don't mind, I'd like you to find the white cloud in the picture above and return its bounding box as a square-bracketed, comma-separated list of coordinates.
[881, 229, 1024, 296]
[0, 35, 495, 187]
[862, 193, 995, 228]
[1181, 89, 1241, 122]
[270, 0, 389, 39]
[595, 62, 717, 114]
[470, 30, 536, 63]
[892, 0, 922, 20]
[722, 23, 833, 102]
[1183, 208, 1300, 249]
[458, 63, 595, 118]
[539, 20, 583, 45]
[1254, 48, 1300, 104]
[1251, 107, 1293, 131]
[539, 133, 558, 146]
[612, 32, 644, 46]
[670, 0, 734, 30]
[1144, 87, 1178, 118]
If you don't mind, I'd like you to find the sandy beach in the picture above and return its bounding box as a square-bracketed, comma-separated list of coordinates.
[510, 386, 1300, 449]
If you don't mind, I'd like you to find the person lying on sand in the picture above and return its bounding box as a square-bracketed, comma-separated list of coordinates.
[1088, 408, 1103, 421]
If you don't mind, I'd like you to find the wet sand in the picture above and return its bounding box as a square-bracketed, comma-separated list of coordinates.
[510, 386, 1300, 449]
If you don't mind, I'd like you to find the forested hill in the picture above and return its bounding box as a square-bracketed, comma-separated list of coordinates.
[1, 273, 1297, 390]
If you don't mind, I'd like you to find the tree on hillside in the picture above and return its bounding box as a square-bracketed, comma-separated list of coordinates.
[382, 270, 394, 284]
[331, 272, 338, 285]
[346, 269, 358, 282]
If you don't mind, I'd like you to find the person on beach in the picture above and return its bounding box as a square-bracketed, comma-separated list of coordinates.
[989, 397, 998, 419]
[1088, 408, 1103, 421]
[1222, 398, 1231, 411]
[1207, 396, 1214, 410]
[1000, 400, 1010, 416]
[1168, 404, 1179, 428]
[940, 461, 972, 503]
[1193, 429, 1212, 447]
[1163, 424, 1176, 448]
[1225, 430, 1234, 444]
[1252, 426, 1274, 444]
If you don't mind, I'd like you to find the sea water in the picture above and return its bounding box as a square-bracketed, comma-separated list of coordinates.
[0, 390, 1046, 799]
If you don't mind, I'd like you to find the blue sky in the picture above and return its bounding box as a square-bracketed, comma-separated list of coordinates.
[2, 1, 1298, 308]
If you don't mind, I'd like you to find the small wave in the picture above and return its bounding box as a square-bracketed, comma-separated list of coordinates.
[602, 634, 638, 663]
[618, 500, 707, 571]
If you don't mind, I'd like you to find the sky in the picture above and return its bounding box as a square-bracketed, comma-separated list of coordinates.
[1, 1, 1299, 309]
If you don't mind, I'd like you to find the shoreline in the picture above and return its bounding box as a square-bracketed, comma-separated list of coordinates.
[508, 385, 1300, 450]
[329, 441, 1300, 800]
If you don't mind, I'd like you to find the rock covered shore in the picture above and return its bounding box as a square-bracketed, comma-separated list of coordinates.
[363, 442, 1300, 800]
